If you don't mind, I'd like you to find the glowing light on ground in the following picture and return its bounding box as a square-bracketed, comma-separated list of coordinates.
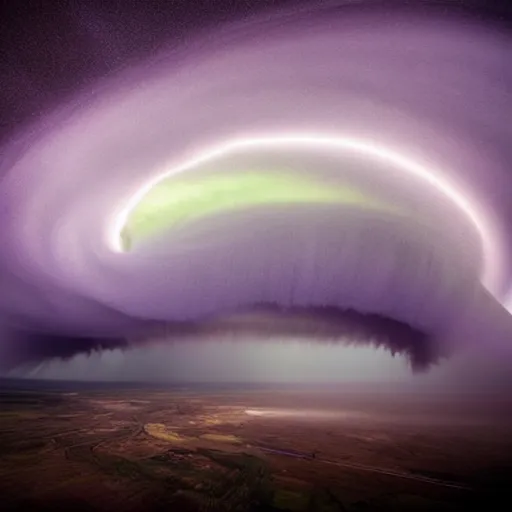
[244, 408, 371, 420]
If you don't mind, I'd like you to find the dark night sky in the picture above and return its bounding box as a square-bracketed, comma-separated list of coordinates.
[0, 0, 510, 142]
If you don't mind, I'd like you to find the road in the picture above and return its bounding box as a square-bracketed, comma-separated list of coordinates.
[257, 446, 471, 491]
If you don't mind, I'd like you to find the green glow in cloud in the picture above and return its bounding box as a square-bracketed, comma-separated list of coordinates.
[121, 171, 389, 251]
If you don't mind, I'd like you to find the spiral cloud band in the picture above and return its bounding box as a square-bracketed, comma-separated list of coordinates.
[1, 5, 511, 370]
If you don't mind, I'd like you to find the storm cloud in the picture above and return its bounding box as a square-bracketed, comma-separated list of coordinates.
[0, 1, 511, 375]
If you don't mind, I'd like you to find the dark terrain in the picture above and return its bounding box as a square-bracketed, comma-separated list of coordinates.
[0, 379, 510, 511]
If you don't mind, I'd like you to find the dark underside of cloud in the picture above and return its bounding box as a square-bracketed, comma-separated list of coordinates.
[1, 304, 441, 373]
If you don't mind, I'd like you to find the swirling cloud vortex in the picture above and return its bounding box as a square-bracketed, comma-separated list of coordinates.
[1, 7, 511, 366]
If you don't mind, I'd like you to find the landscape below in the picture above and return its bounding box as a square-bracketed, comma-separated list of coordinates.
[0, 380, 511, 511]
